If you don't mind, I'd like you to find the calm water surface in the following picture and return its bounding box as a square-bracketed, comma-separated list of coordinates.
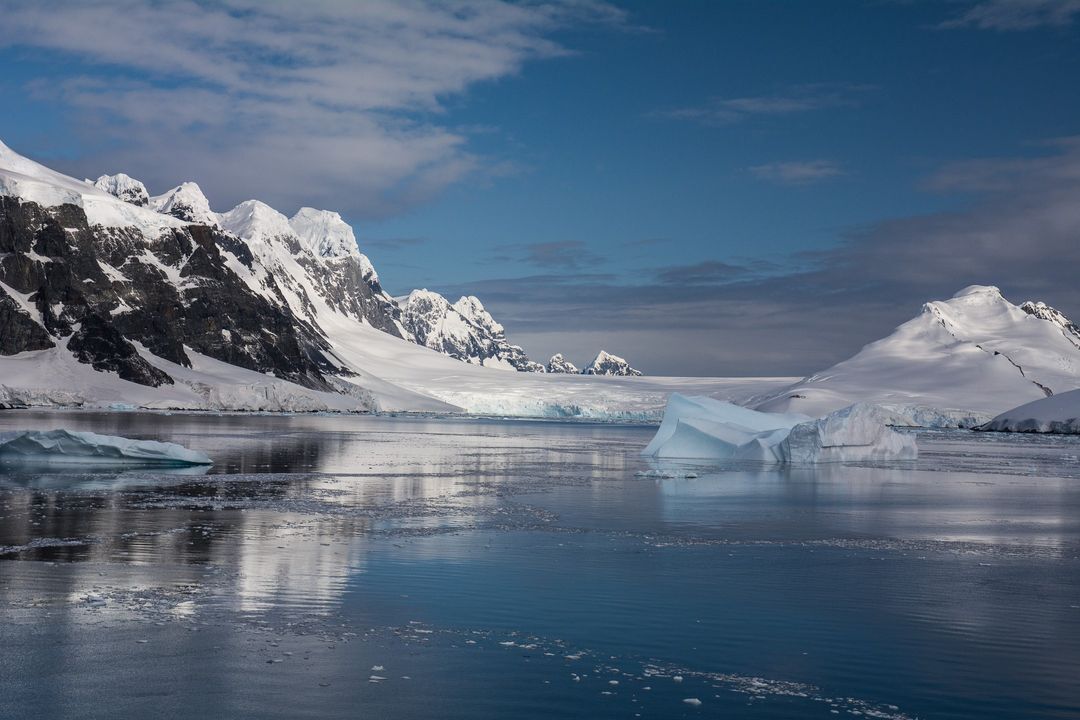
[1, 411, 1079, 719]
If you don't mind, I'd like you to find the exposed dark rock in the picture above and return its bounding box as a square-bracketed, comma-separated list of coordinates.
[68, 314, 173, 387]
[0, 290, 53, 355]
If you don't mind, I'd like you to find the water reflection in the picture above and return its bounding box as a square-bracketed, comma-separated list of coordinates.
[1, 413, 1079, 720]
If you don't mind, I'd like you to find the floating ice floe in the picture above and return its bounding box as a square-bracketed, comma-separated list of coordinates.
[642, 394, 917, 463]
[0, 429, 212, 466]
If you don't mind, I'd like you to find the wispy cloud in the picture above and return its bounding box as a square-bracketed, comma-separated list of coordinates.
[656, 260, 777, 285]
[0, 0, 627, 218]
[656, 83, 873, 126]
[515, 240, 604, 270]
[938, 0, 1080, 31]
[749, 160, 845, 185]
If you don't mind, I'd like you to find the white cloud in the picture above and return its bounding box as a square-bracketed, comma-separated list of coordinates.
[939, 0, 1080, 31]
[749, 160, 845, 185]
[0, 0, 626, 217]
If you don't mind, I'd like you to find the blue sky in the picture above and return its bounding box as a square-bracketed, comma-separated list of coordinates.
[2, 0, 1080, 375]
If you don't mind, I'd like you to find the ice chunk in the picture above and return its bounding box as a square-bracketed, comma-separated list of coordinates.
[0, 429, 212, 466]
[642, 394, 916, 463]
[641, 394, 810, 460]
[780, 403, 918, 463]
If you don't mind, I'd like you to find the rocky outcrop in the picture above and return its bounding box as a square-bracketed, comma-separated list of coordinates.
[0, 288, 54, 354]
[1021, 300, 1080, 350]
[582, 350, 643, 377]
[546, 353, 579, 374]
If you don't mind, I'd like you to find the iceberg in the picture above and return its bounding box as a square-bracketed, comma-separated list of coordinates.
[779, 403, 918, 463]
[0, 429, 213, 466]
[642, 394, 811, 461]
[642, 394, 917, 463]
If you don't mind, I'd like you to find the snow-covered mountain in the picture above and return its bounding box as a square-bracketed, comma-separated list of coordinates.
[1, 137, 761, 416]
[755, 285, 1080, 421]
[398, 289, 544, 372]
[93, 173, 149, 207]
[546, 353, 579, 374]
[583, 350, 643, 377]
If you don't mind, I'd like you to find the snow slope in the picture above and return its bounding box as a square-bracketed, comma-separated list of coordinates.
[980, 389, 1080, 433]
[755, 286, 1080, 421]
[0, 139, 186, 236]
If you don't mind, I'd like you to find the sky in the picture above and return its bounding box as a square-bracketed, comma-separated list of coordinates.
[1, 0, 1079, 376]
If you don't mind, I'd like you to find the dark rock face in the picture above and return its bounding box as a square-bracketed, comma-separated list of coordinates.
[0, 196, 336, 390]
[0, 290, 54, 355]
[297, 254, 405, 339]
[68, 313, 173, 387]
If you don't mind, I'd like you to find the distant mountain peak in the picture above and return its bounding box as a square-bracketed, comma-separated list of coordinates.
[151, 181, 216, 225]
[756, 284, 1080, 419]
[93, 173, 149, 207]
[583, 350, 642, 377]
[546, 353, 579, 374]
[399, 289, 543, 372]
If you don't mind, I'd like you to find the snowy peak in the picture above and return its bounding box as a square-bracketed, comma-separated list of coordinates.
[546, 354, 580, 374]
[290, 208, 358, 259]
[218, 199, 293, 242]
[583, 351, 642, 377]
[151, 182, 216, 225]
[289, 207, 377, 281]
[756, 284, 1080, 419]
[93, 173, 149, 206]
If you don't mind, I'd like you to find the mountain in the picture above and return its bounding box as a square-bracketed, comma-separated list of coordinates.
[583, 350, 642, 377]
[398, 289, 544, 372]
[755, 285, 1080, 421]
[546, 353, 579, 374]
[2, 137, 758, 416]
[0, 139, 332, 392]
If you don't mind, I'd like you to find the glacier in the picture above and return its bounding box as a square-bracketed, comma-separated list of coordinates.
[979, 389, 1080, 434]
[0, 429, 212, 466]
[643, 394, 917, 463]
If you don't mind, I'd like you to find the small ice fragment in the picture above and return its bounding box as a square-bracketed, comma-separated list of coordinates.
[683, 698, 702, 706]
[371, 665, 384, 671]
[673, 675, 683, 683]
